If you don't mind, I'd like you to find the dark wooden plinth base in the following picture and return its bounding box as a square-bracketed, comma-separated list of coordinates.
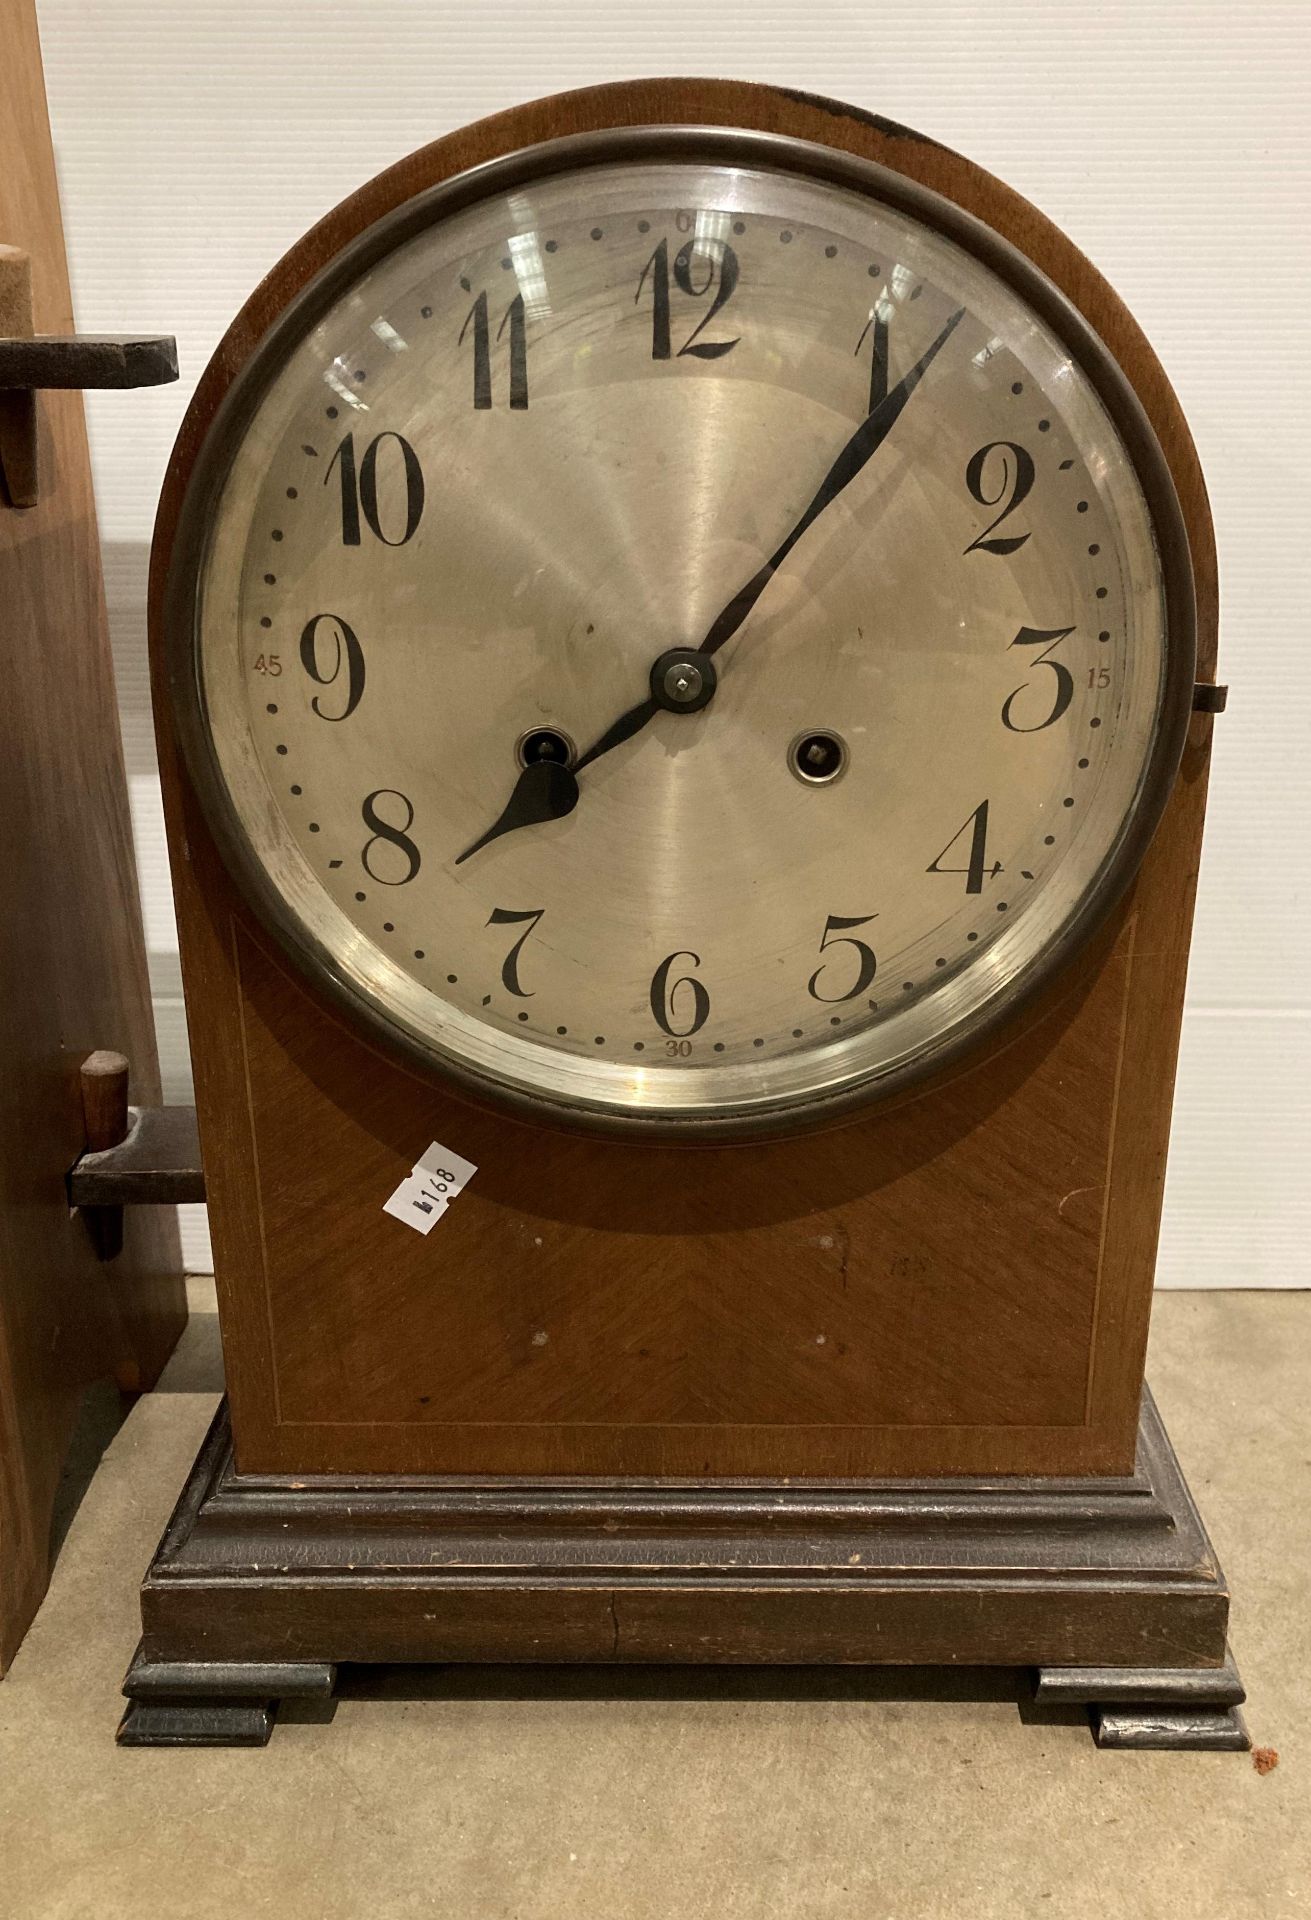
[119, 1388, 1245, 1751]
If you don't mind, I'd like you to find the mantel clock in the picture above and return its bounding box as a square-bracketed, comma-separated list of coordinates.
[119, 80, 1241, 1751]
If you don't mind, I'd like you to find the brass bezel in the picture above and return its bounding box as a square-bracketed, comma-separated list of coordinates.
[164, 122, 1197, 1141]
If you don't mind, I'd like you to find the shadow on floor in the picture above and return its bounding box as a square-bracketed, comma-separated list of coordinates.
[274, 1661, 1087, 1733]
[49, 1380, 136, 1567]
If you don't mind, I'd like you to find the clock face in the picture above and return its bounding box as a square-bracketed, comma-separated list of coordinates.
[178, 133, 1192, 1134]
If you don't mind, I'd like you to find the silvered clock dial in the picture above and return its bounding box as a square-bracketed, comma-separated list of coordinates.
[168, 129, 1194, 1135]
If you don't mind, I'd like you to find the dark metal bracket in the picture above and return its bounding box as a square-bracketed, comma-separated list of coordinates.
[71, 1104, 206, 1210]
[70, 1053, 204, 1260]
[1, 239, 176, 506]
[1192, 682, 1229, 714]
[0, 332, 179, 392]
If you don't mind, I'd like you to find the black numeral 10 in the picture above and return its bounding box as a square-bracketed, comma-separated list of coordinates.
[325, 432, 424, 547]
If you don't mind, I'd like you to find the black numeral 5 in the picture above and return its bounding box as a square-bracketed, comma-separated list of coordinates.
[808, 915, 878, 1003]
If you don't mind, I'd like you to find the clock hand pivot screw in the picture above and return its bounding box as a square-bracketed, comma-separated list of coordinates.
[650, 647, 717, 713]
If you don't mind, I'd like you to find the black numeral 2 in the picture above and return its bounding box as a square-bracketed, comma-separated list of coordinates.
[964, 441, 1035, 556]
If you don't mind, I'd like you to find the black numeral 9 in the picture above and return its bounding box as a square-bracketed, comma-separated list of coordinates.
[300, 614, 365, 721]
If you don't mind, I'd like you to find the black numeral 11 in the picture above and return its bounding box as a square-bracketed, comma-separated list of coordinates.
[460, 290, 528, 409]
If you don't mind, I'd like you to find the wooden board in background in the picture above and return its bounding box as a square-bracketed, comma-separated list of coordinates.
[0, 0, 186, 1673]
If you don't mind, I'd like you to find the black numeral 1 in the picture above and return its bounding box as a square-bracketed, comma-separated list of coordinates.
[854, 298, 892, 412]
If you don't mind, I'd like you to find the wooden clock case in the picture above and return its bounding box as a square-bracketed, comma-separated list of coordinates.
[121, 80, 1241, 1749]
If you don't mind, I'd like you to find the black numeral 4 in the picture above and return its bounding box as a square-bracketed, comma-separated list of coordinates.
[928, 800, 1002, 894]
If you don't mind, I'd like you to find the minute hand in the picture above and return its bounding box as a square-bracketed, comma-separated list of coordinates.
[697, 305, 966, 660]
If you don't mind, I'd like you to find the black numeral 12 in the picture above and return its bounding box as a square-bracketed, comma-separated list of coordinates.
[636, 237, 740, 360]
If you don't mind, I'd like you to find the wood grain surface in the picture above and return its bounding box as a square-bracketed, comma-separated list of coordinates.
[0, 0, 185, 1671]
[150, 79, 1218, 1481]
[132, 1389, 1230, 1674]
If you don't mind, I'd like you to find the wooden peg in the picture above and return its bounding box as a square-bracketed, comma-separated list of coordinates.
[0, 244, 36, 506]
[81, 1049, 130, 1150]
[79, 1050, 130, 1258]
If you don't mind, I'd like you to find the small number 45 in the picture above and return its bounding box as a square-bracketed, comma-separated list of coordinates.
[252, 652, 282, 676]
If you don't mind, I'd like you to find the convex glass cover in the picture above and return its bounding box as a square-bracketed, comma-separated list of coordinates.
[176, 132, 1193, 1133]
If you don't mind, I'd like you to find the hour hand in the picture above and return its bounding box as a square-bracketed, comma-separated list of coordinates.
[455, 664, 693, 863]
[454, 757, 578, 865]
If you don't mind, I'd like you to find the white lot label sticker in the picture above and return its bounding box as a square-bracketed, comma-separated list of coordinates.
[382, 1143, 478, 1236]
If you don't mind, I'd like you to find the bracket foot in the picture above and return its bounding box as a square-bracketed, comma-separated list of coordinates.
[1036, 1645, 1250, 1751]
[117, 1642, 335, 1748]
[117, 1697, 275, 1748]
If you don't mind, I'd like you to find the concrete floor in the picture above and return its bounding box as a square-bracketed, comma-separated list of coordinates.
[1, 1290, 1306, 1920]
